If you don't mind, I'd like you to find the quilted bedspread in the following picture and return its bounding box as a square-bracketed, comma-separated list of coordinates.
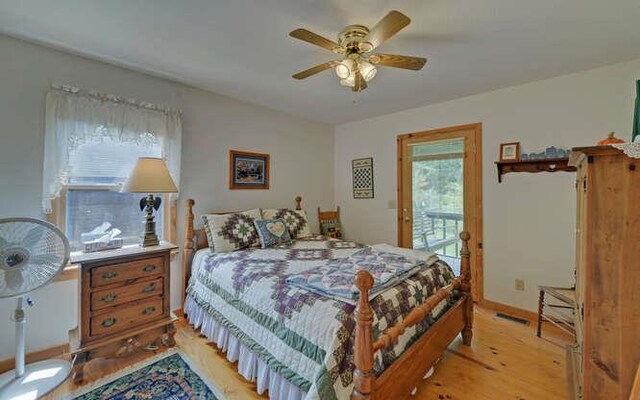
[186, 236, 456, 400]
[287, 247, 430, 303]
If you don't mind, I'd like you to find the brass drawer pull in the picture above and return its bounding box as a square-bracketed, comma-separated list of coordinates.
[102, 317, 117, 328]
[102, 271, 118, 280]
[102, 293, 117, 303]
[142, 283, 156, 293]
[142, 306, 156, 315]
[143, 265, 156, 273]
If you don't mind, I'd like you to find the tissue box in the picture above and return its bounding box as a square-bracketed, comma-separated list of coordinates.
[83, 238, 124, 253]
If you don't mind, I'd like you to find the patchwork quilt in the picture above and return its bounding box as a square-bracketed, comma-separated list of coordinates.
[187, 236, 456, 400]
[286, 247, 428, 303]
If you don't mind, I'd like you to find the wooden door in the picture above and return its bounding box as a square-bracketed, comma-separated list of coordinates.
[397, 123, 483, 301]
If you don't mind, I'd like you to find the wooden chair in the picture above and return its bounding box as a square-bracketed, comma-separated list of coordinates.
[536, 285, 576, 339]
[318, 206, 342, 239]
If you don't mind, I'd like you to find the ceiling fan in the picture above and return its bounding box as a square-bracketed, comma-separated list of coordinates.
[289, 10, 427, 92]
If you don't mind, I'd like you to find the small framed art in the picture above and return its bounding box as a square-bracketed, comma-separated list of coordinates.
[229, 150, 270, 190]
[499, 142, 521, 162]
[352, 157, 374, 199]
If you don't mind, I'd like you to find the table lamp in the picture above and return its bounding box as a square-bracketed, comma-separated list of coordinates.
[122, 157, 177, 247]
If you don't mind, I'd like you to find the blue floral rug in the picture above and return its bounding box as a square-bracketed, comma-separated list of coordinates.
[71, 351, 222, 399]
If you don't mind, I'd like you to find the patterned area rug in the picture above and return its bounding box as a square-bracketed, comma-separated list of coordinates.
[71, 351, 222, 399]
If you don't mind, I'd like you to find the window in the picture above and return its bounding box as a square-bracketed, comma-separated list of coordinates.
[62, 139, 164, 251]
[43, 85, 181, 252]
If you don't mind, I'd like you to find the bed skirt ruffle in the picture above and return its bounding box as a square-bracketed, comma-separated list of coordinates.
[185, 295, 307, 400]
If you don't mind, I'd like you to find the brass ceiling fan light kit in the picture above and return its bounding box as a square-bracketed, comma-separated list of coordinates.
[289, 10, 427, 92]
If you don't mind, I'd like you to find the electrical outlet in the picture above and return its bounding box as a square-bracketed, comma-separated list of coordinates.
[515, 279, 525, 291]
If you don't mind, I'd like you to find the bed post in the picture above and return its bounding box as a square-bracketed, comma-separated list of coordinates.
[459, 231, 473, 345]
[352, 271, 375, 400]
[295, 195, 302, 211]
[182, 199, 196, 304]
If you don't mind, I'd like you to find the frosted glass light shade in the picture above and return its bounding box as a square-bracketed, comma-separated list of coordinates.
[335, 59, 354, 79]
[340, 76, 355, 87]
[121, 157, 178, 193]
[336, 59, 377, 87]
[359, 61, 377, 82]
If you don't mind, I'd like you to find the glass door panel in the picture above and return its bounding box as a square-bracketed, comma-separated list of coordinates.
[411, 138, 464, 274]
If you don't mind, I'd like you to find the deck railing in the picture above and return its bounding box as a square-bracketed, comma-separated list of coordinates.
[413, 209, 464, 257]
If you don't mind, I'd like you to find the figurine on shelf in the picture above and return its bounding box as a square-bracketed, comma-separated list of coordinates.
[545, 146, 558, 159]
[597, 132, 625, 146]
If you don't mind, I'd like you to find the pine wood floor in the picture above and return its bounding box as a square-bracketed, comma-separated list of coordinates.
[45, 307, 569, 399]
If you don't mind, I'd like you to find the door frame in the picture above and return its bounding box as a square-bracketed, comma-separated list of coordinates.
[396, 123, 484, 302]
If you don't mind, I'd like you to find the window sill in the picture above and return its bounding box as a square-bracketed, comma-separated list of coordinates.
[54, 249, 179, 282]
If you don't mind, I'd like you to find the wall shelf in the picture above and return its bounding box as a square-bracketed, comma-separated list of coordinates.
[495, 158, 577, 183]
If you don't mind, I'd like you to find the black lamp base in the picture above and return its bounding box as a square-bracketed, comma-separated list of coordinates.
[140, 194, 162, 247]
[142, 231, 159, 247]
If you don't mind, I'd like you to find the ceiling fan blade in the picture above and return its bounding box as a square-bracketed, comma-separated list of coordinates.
[353, 69, 367, 92]
[292, 62, 334, 80]
[370, 53, 427, 70]
[289, 29, 342, 53]
[365, 10, 411, 50]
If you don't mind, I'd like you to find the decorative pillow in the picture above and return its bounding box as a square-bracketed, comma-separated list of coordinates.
[320, 220, 343, 239]
[254, 218, 293, 248]
[202, 208, 262, 253]
[261, 208, 312, 239]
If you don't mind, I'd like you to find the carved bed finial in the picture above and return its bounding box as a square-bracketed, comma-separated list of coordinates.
[459, 231, 473, 345]
[182, 199, 196, 305]
[295, 196, 302, 211]
[353, 270, 375, 400]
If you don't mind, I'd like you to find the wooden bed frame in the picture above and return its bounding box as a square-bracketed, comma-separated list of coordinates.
[181, 196, 473, 400]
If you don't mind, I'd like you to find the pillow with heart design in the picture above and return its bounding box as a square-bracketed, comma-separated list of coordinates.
[254, 218, 293, 248]
[260, 208, 312, 239]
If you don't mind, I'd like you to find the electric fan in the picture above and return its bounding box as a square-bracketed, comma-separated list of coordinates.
[0, 217, 71, 399]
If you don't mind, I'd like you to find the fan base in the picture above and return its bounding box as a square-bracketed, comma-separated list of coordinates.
[0, 359, 71, 400]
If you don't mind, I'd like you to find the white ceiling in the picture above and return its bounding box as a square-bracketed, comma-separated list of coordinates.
[1, 0, 640, 124]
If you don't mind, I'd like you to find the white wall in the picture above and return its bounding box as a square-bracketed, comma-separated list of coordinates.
[335, 59, 640, 312]
[0, 34, 334, 359]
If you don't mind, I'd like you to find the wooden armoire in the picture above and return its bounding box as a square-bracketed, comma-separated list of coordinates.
[568, 146, 640, 399]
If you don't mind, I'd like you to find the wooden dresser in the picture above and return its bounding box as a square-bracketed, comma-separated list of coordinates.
[568, 146, 640, 399]
[69, 242, 178, 383]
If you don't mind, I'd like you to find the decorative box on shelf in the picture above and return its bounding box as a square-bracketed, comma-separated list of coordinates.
[68, 241, 178, 384]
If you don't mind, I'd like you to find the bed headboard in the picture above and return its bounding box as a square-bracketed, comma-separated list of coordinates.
[181, 196, 303, 302]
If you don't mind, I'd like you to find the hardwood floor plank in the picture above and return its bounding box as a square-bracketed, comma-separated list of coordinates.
[44, 306, 568, 399]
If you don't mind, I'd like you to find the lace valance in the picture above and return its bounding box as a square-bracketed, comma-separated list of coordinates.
[611, 137, 640, 159]
[42, 86, 182, 213]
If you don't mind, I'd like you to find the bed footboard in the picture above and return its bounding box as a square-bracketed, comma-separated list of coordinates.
[352, 232, 473, 400]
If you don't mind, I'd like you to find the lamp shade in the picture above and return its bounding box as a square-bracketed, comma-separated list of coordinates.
[121, 157, 178, 193]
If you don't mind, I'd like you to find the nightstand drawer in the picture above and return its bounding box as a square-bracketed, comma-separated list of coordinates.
[91, 277, 164, 311]
[90, 298, 164, 337]
[91, 256, 164, 287]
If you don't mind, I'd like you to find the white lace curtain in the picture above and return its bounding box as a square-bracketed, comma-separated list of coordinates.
[42, 85, 182, 213]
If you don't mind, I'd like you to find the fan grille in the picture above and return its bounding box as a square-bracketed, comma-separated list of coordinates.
[0, 218, 70, 298]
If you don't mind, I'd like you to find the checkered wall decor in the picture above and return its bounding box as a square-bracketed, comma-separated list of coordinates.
[352, 157, 374, 199]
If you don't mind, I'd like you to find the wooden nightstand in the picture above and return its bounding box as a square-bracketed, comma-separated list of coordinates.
[68, 242, 178, 383]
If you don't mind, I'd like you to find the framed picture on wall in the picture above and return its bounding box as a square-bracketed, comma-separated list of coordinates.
[352, 157, 374, 199]
[499, 142, 521, 161]
[229, 150, 270, 190]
